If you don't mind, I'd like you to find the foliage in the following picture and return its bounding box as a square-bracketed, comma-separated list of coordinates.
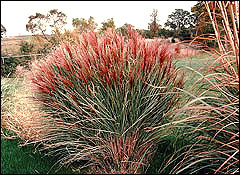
[47, 9, 67, 33]
[158, 28, 174, 38]
[27, 26, 184, 173]
[191, 1, 217, 48]
[165, 9, 195, 40]
[99, 18, 116, 33]
[2, 53, 212, 174]
[30, 28, 84, 57]
[140, 8, 195, 40]
[139, 9, 165, 39]
[1, 24, 6, 38]
[191, 1, 235, 48]
[30, 35, 51, 55]
[1, 57, 21, 77]
[140, 29, 153, 39]
[116, 23, 134, 36]
[18, 41, 35, 70]
[1, 40, 38, 77]
[20, 41, 34, 61]
[72, 17, 87, 30]
[191, 1, 218, 36]
[72, 16, 98, 33]
[1, 41, 35, 77]
[26, 12, 48, 39]
[139, 28, 174, 39]
[20, 41, 34, 54]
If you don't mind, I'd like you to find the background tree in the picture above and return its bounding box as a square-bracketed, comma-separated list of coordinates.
[26, 12, 48, 40]
[165, 9, 195, 40]
[72, 16, 98, 33]
[26, 9, 67, 55]
[87, 16, 98, 31]
[191, 1, 230, 47]
[99, 18, 116, 33]
[140, 30, 153, 39]
[47, 9, 67, 33]
[191, 1, 215, 37]
[1, 24, 6, 38]
[26, 9, 67, 41]
[116, 23, 134, 36]
[148, 9, 161, 38]
[72, 18, 88, 33]
[158, 28, 174, 39]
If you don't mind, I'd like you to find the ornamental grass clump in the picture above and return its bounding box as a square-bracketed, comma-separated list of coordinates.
[27, 26, 184, 173]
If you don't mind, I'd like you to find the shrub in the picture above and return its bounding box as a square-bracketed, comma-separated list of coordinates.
[20, 41, 34, 55]
[20, 41, 35, 68]
[1, 57, 21, 77]
[27, 26, 184, 173]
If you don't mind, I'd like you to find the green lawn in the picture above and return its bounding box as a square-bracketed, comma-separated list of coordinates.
[1, 52, 214, 174]
[1, 136, 78, 174]
[174, 52, 215, 89]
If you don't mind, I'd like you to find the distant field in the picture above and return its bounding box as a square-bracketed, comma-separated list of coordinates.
[1, 36, 33, 56]
[1, 35, 199, 57]
[1, 35, 51, 56]
[174, 52, 215, 90]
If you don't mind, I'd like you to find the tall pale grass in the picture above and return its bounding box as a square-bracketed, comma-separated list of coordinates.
[159, 1, 239, 174]
[1, 73, 49, 142]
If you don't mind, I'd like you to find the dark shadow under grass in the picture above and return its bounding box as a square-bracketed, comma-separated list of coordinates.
[146, 133, 191, 174]
[146, 136, 178, 174]
[1, 136, 79, 174]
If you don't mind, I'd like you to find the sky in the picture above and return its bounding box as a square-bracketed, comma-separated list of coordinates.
[1, 1, 197, 37]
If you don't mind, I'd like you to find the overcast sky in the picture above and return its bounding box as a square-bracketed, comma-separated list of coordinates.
[1, 1, 197, 37]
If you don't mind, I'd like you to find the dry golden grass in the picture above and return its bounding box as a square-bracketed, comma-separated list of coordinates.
[1, 70, 49, 142]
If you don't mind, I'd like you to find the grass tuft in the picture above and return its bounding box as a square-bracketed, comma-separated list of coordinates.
[26, 25, 184, 173]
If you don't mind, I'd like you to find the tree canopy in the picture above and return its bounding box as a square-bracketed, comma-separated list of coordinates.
[72, 16, 98, 33]
[165, 9, 195, 40]
[26, 9, 67, 39]
[191, 1, 225, 36]
[191, 1, 234, 47]
[47, 9, 67, 33]
[26, 12, 47, 36]
[99, 18, 116, 33]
